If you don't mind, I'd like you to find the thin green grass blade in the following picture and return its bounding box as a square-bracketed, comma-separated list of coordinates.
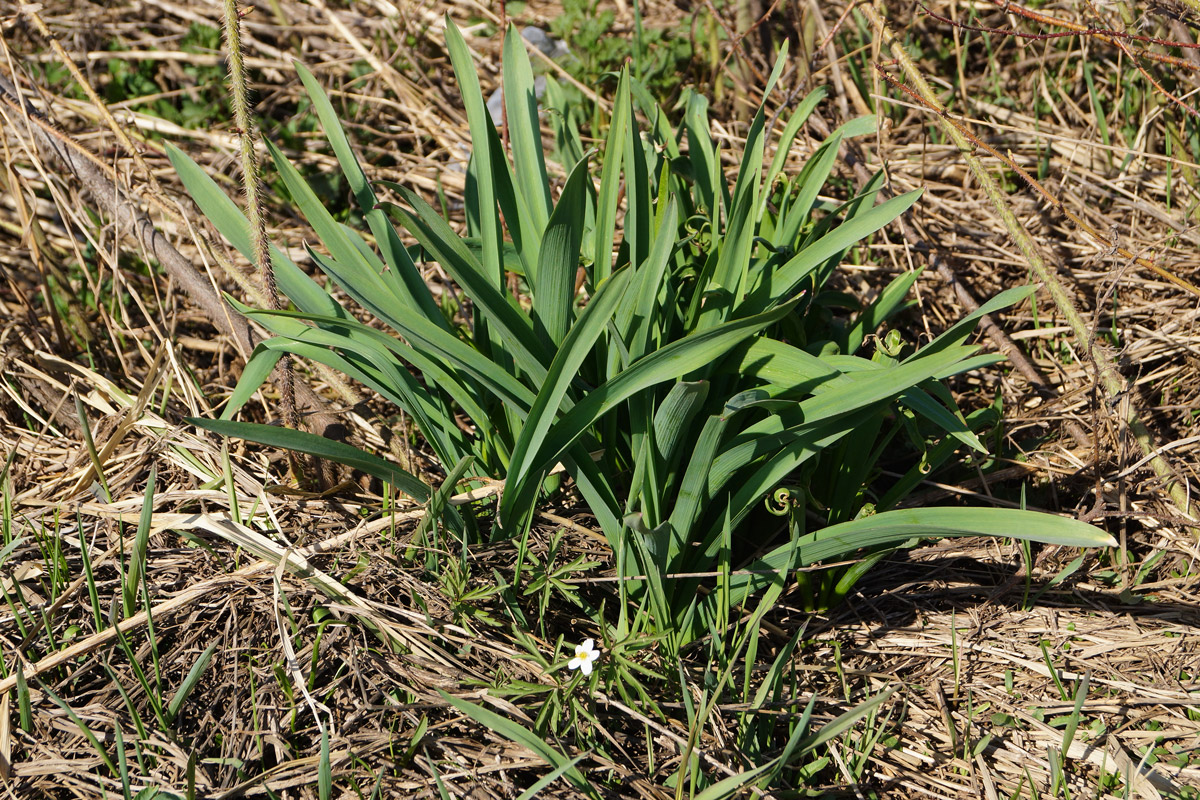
[319, 724, 332, 800]
[15, 664, 31, 733]
[700, 93, 770, 328]
[414, 455, 474, 545]
[794, 688, 896, 756]
[123, 464, 155, 619]
[514, 754, 590, 800]
[166, 642, 218, 723]
[38, 680, 119, 775]
[438, 690, 595, 797]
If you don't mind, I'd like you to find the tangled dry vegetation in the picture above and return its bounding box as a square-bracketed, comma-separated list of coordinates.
[0, 0, 1198, 797]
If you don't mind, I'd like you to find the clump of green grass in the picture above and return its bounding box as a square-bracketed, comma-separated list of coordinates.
[166, 17, 1114, 795]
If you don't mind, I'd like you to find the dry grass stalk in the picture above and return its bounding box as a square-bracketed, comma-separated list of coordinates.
[1, 1, 1198, 796]
[220, 0, 302, 474]
[863, 0, 1197, 529]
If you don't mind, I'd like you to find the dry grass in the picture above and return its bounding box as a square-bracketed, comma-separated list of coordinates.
[0, 0, 1198, 797]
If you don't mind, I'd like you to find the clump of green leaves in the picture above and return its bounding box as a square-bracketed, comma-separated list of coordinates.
[547, 0, 694, 103]
[103, 23, 228, 129]
[170, 20, 1112, 651]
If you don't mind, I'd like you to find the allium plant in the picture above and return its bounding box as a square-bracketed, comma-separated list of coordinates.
[170, 20, 1113, 648]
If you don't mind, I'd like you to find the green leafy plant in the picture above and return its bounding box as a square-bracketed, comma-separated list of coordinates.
[103, 24, 228, 130]
[170, 20, 1113, 651]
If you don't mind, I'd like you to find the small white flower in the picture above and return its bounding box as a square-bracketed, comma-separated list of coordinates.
[567, 638, 600, 676]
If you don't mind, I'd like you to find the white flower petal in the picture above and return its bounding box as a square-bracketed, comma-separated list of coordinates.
[567, 639, 600, 674]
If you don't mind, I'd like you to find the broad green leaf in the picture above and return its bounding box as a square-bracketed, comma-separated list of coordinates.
[900, 385, 985, 453]
[593, 69, 631, 284]
[732, 508, 1116, 595]
[684, 91, 721, 223]
[629, 77, 680, 160]
[773, 132, 843, 250]
[651, 381, 710, 497]
[376, 186, 551, 380]
[503, 25, 553, 236]
[842, 265, 922, 354]
[564, 450, 623, 545]
[907, 284, 1034, 360]
[516, 299, 801, 509]
[627, 380, 709, 550]
[243, 336, 473, 466]
[833, 114, 878, 140]
[543, 78, 586, 171]
[293, 61, 444, 328]
[732, 338, 842, 389]
[617, 197, 678, 361]
[501, 268, 632, 529]
[624, 93, 652, 269]
[712, 409, 878, 551]
[665, 413, 731, 568]
[444, 18, 504, 287]
[236, 303, 534, 423]
[533, 155, 589, 348]
[744, 190, 922, 318]
[189, 419, 431, 503]
[760, 86, 827, 221]
[700, 101, 766, 327]
[485, 120, 542, 280]
[701, 345, 986, 537]
[165, 142, 342, 320]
